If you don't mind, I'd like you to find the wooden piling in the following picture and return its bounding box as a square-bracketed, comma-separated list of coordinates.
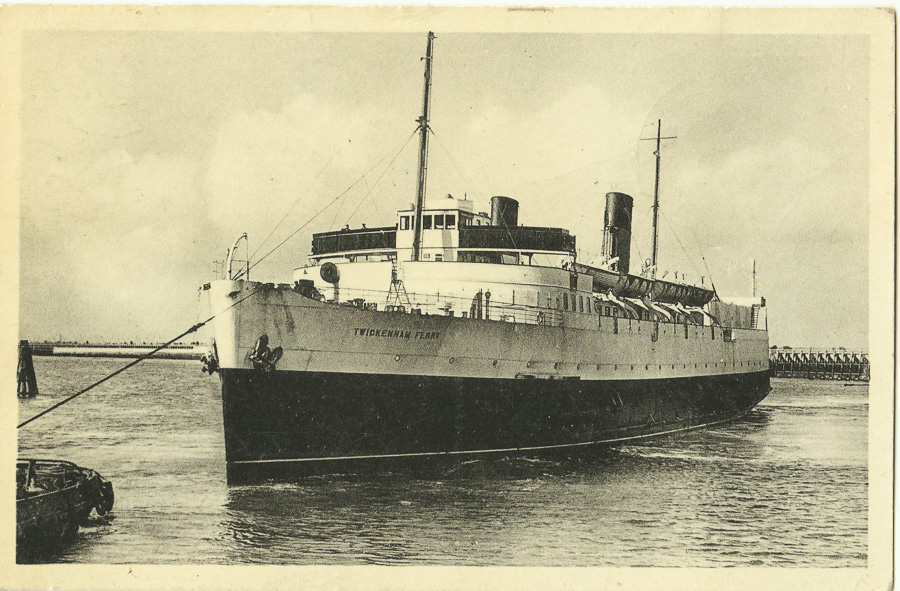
[17, 340, 39, 398]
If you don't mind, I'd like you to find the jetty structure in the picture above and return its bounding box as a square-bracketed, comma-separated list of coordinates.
[770, 348, 869, 381]
[26, 341, 203, 360]
[199, 32, 771, 483]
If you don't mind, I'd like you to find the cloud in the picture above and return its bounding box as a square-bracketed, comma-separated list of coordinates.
[665, 136, 867, 347]
[453, 84, 646, 193]
[17, 32, 872, 349]
[671, 136, 864, 250]
[20, 150, 215, 341]
[200, 93, 419, 274]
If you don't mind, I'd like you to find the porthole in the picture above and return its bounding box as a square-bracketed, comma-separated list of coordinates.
[448, 357, 455, 364]
[395, 355, 401, 362]
[554, 362, 561, 369]
[492, 359, 498, 367]
[596, 364, 601, 370]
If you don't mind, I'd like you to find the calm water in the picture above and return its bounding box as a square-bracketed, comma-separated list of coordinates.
[17, 357, 867, 566]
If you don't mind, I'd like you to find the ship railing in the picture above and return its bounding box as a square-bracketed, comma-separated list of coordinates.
[328, 285, 554, 325]
[315, 285, 762, 332]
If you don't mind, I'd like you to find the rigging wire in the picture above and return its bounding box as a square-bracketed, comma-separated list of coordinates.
[339, 131, 417, 230]
[700, 254, 718, 295]
[685, 225, 718, 294]
[658, 209, 706, 280]
[249, 148, 340, 261]
[17, 287, 264, 429]
[428, 129, 522, 253]
[629, 205, 652, 269]
[328, 187, 352, 231]
[328, 162, 373, 232]
[248, 127, 419, 273]
[429, 130, 489, 203]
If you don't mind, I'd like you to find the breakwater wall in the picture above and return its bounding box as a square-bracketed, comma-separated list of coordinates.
[29, 342, 204, 360]
[769, 348, 869, 381]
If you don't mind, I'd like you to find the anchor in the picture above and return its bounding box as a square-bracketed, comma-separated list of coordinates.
[248, 334, 283, 372]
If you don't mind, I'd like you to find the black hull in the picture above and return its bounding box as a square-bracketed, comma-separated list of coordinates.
[221, 368, 771, 483]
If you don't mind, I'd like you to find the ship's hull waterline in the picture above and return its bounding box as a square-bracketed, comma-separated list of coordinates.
[205, 280, 771, 483]
[222, 367, 770, 482]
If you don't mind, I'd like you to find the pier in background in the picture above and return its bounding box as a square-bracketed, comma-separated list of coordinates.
[769, 347, 869, 381]
[23, 341, 870, 380]
[26, 342, 204, 361]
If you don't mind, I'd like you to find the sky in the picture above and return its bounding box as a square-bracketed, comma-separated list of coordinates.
[18, 30, 871, 348]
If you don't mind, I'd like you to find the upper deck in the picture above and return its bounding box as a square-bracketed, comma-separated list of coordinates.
[310, 194, 575, 263]
[301, 193, 742, 328]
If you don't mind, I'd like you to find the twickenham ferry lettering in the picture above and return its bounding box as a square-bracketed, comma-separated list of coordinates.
[353, 328, 441, 340]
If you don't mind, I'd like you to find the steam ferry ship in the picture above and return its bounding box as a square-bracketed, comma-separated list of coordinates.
[201, 33, 770, 483]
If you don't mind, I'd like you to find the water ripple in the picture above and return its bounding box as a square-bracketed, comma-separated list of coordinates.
[19, 359, 867, 566]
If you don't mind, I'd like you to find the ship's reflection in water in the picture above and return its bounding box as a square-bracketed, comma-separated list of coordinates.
[18, 358, 866, 566]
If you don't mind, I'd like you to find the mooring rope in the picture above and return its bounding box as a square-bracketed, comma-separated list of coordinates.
[17, 287, 262, 429]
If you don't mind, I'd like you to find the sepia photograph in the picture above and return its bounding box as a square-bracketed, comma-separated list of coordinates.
[2, 6, 894, 590]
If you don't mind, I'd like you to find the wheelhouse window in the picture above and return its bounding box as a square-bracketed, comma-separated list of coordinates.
[458, 252, 501, 264]
[423, 215, 432, 230]
[434, 215, 444, 229]
[399, 216, 410, 230]
[445, 215, 456, 229]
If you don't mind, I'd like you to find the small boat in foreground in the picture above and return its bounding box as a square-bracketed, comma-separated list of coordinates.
[16, 459, 114, 561]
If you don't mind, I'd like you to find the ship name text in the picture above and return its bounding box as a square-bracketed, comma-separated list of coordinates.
[353, 328, 441, 340]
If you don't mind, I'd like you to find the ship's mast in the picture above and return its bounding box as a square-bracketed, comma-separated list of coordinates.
[642, 119, 676, 279]
[411, 32, 435, 262]
[752, 259, 757, 297]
